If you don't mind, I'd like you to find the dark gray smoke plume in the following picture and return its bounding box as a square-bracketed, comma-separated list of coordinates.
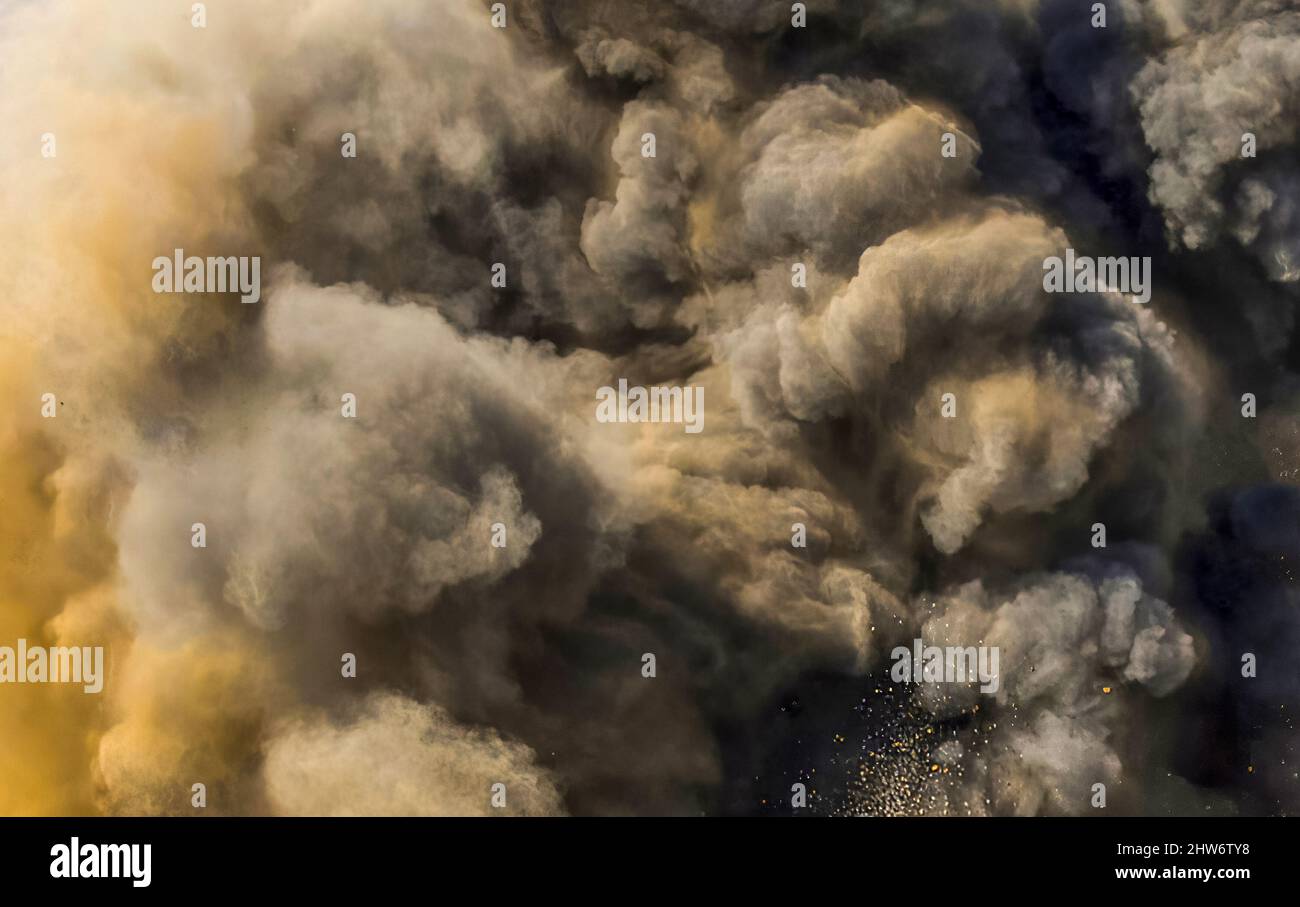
[0, 0, 1297, 816]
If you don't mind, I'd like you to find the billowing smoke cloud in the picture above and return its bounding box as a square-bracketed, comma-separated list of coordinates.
[1134, 7, 1300, 282]
[701, 208, 1197, 555]
[263, 692, 563, 816]
[0, 0, 1295, 818]
[909, 571, 1194, 815]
